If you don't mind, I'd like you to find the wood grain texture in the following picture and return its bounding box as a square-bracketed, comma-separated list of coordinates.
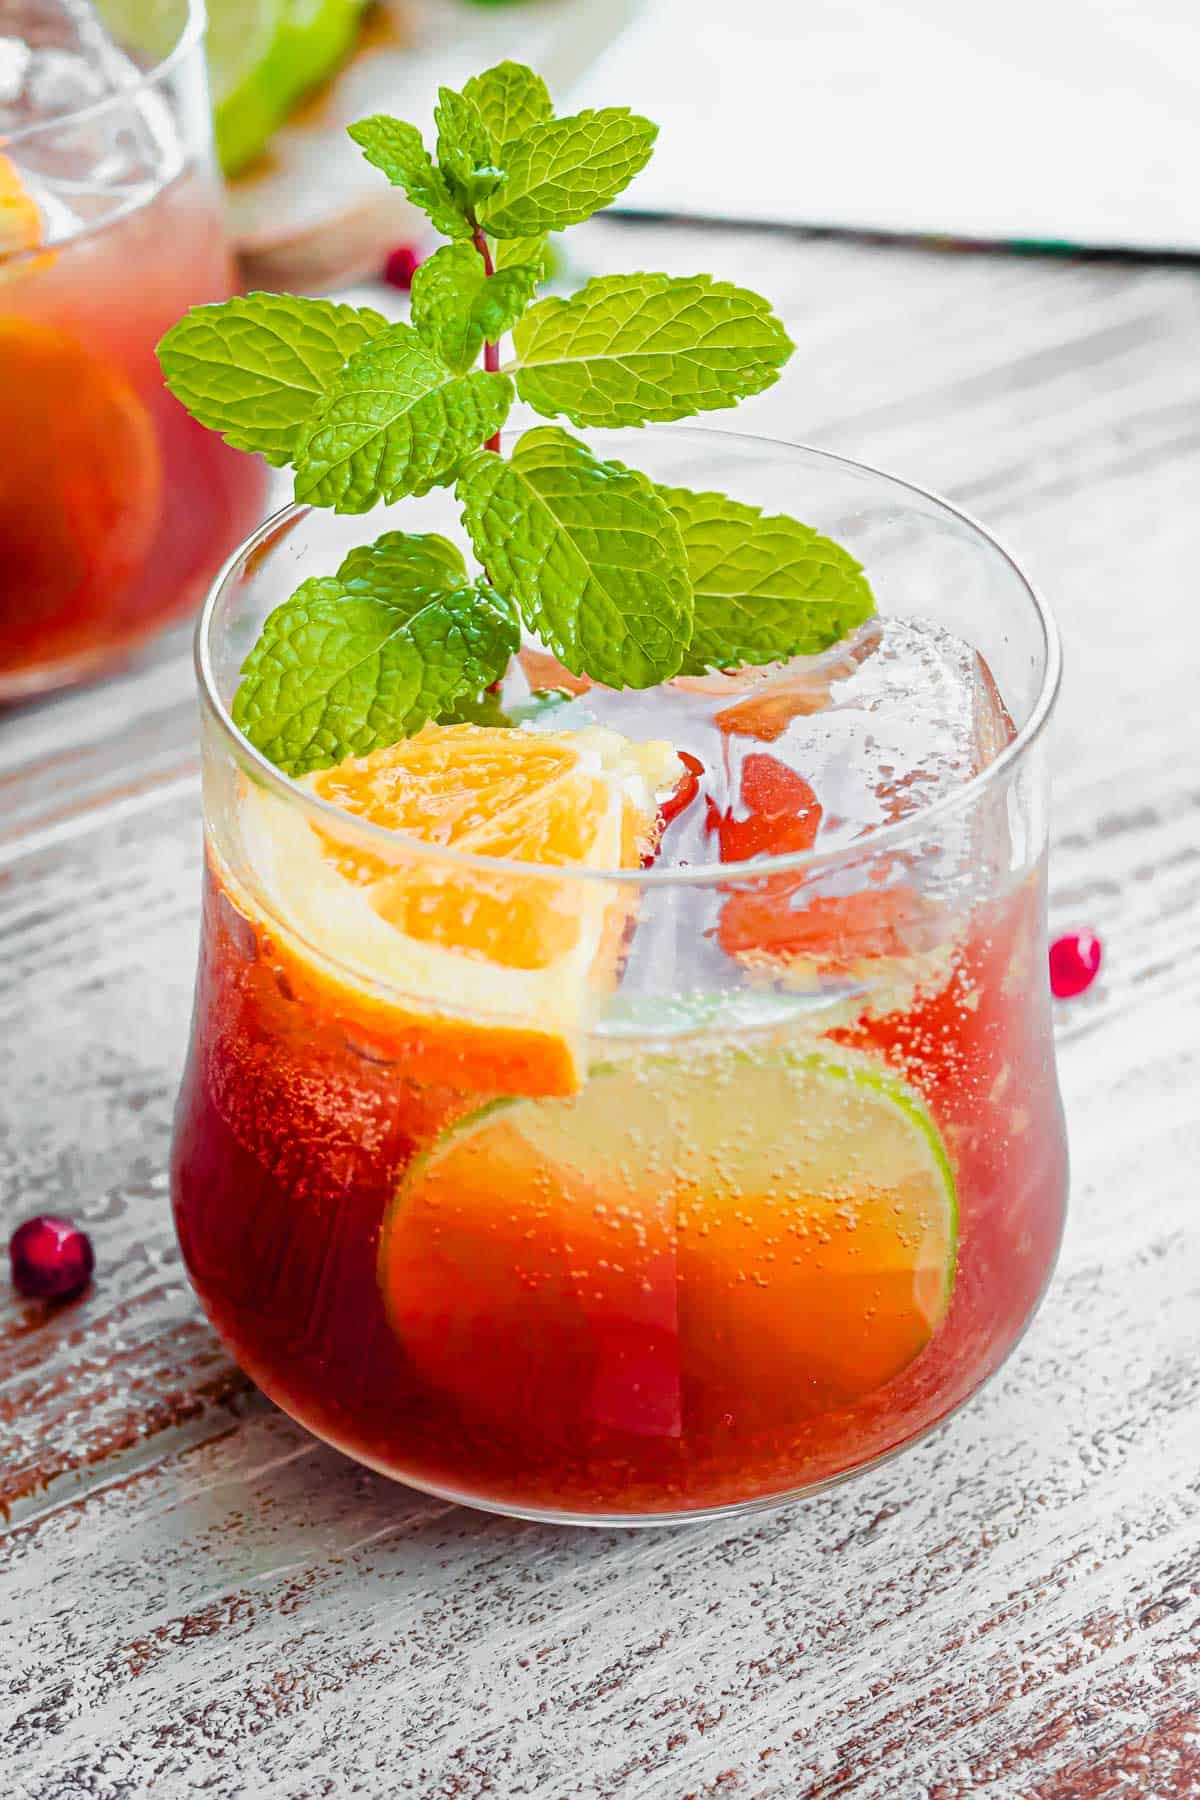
[2, 221, 1199, 1797]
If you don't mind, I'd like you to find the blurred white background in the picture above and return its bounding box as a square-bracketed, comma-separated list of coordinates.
[577, 0, 1199, 251]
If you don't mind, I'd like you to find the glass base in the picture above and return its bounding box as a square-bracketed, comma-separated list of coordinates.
[0, 608, 192, 704]
[238, 1224, 1064, 1529]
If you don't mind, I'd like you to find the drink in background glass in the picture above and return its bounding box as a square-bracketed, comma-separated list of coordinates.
[172, 431, 1068, 1524]
[0, 0, 269, 698]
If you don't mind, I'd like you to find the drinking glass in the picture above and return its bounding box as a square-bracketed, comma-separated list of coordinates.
[172, 427, 1068, 1524]
[0, 0, 269, 698]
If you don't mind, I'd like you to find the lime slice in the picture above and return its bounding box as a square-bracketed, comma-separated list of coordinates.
[207, 0, 287, 177]
[206, 0, 365, 177]
[275, 0, 365, 103]
[380, 1041, 957, 1437]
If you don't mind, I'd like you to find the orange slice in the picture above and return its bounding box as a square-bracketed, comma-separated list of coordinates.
[0, 319, 162, 649]
[235, 723, 683, 1096]
[0, 151, 52, 272]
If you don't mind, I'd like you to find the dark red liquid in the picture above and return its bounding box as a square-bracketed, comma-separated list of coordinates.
[173, 858, 1067, 1519]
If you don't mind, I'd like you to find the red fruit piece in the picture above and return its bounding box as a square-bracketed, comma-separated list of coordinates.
[9, 1214, 95, 1301]
[383, 244, 424, 290]
[710, 754, 944, 968]
[658, 751, 704, 831]
[642, 752, 704, 867]
[719, 882, 938, 966]
[1049, 930, 1102, 999]
[709, 753, 823, 863]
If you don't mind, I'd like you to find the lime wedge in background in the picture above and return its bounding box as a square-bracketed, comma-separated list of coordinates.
[274, 0, 367, 105]
[381, 1042, 958, 1430]
[207, 0, 286, 177]
[207, 0, 366, 177]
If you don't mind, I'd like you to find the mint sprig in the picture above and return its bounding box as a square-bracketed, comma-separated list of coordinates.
[157, 59, 877, 773]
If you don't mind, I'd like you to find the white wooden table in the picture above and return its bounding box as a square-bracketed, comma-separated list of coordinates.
[3, 220, 1199, 1797]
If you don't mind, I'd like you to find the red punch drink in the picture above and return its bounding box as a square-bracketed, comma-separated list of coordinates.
[172, 437, 1068, 1523]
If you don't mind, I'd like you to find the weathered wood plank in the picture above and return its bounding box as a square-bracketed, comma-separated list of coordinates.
[2, 220, 1198, 1797]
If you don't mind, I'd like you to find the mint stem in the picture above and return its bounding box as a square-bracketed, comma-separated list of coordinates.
[473, 225, 504, 693]
[473, 227, 502, 451]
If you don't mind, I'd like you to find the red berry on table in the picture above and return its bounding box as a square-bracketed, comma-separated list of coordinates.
[383, 244, 424, 290]
[1049, 930, 1103, 999]
[9, 1215, 95, 1301]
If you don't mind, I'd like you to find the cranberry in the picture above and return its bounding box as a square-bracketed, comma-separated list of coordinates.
[9, 1215, 94, 1301]
[383, 244, 424, 290]
[1049, 929, 1102, 999]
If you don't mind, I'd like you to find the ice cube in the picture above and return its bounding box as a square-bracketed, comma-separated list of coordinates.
[0, 1, 180, 237]
[715, 617, 1013, 854]
[1, 1, 116, 131]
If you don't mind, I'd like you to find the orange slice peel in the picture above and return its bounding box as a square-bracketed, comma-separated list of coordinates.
[234, 722, 683, 1096]
[0, 150, 53, 273]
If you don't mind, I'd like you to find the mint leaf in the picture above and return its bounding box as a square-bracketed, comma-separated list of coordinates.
[441, 687, 513, 728]
[457, 426, 692, 688]
[156, 293, 387, 467]
[411, 242, 540, 374]
[293, 322, 514, 513]
[492, 232, 550, 276]
[435, 86, 504, 212]
[463, 61, 553, 156]
[480, 109, 657, 237]
[347, 115, 469, 239]
[338, 531, 472, 593]
[232, 536, 519, 773]
[512, 274, 793, 428]
[658, 486, 876, 673]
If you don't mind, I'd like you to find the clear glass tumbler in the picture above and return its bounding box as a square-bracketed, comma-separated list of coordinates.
[0, 0, 269, 698]
[172, 427, 1068, 1524]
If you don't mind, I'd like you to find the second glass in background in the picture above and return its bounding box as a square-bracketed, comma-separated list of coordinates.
[0, 0, 269, 699]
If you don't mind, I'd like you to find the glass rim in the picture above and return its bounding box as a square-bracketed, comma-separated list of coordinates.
[196, 424, 1063, 891]
[1, 0, 207, 150]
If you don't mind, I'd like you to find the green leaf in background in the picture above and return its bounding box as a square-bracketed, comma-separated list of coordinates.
[480, 109, 657, 237]
[232, 537, 520, 772]
[513, 274, 794, 428]
[457, 427, 692, 688]
[156, 292, 387, 467]
[293, 322, 514, 512]
[347, 115, 470, 239]
[411, 242, 541, 374]
[463, 61, 553, 156]
[435, 86, 505, 212]
[658, 486, 876, 673]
